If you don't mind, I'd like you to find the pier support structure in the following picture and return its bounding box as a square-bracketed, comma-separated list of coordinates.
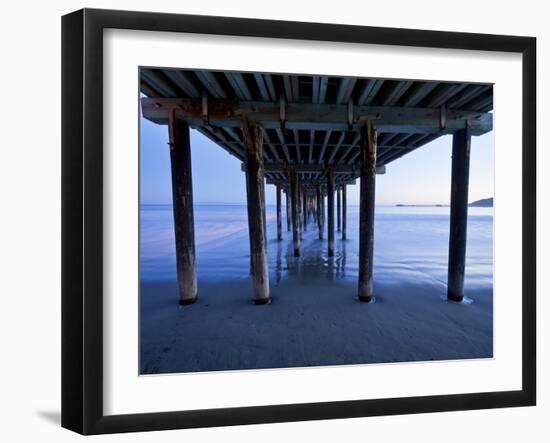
[327, 170, 335, 257]
[168, 112, 198, 305]
[342, 184, 347, 240]
[285, 190, 291, 232]
[290, 169, 301, 256]
[242, 121, 270, 305]
[337, 186, 341, 232]
[302, 187, 308, 230]
[447, 127, 471, 302]
[276, 185, 282, 241]
[316, 183, 323, 240]
[358, 121, 377, 302]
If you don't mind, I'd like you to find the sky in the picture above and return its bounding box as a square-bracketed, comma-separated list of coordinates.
[140, 115, 494, 206]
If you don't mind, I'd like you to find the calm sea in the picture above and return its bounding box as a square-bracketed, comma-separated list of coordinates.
[140, 204, 493, 290]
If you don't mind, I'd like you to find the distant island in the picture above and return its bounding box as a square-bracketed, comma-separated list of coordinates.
[469, 197, 493, 207]
[395, 197, 493, 208]
[395, 204, 447, 207]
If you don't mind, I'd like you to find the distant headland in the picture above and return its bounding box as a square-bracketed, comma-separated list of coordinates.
[396, 197, 493, 208]
[468, 197, 493, 207]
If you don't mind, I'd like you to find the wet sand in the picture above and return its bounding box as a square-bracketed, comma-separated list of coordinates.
[140, 206, 493, 374]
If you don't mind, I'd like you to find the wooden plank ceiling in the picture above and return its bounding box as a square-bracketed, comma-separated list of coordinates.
[141, 69, 493, 187]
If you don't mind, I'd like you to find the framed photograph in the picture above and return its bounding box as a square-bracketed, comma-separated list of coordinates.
[62, 8, 536, 434]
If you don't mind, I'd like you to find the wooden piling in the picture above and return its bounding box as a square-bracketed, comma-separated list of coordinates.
[298, 187, 303, 234]
[342, 184, 347, 240]
[327, 170, 335, 257]
[303, 187, 308, 230]
[447, 127, 471, 302]
[358, 121, 377, 302]
[276, 185, 282, 240]
[290, 169, 301, 256]
[337, 186, 341, 232]
[242, 121, 270, 305]
[168, 112, 198, 305]
[285, 190, 291, 232]
[316, 183, 323, 239]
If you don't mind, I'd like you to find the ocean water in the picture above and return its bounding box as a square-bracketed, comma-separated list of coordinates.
[140, 204, 493, 291]
[140, 203, 493, 373]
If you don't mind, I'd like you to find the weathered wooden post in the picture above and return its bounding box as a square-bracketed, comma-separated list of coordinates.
[358, 121, 377, 302]
[302, 186, 308, 231]
[316, 184, 323, 240]
[242, 121, 270, 305]
[168, 111, 198, 305]
[290, 169, 301, 256]
[342, 184, 347, 240]
[285, 189, 291, 232]
[298, 186, 303, 234]
[447, 127, 471, 302]
[276, 184, 282, 241]
[327, 170, 335, 257]
[337, 185, 341, 232]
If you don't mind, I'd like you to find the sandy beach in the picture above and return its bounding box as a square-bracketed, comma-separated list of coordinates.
[140, 204, 493, 374]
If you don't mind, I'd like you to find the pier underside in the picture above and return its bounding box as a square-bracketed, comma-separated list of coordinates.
[140, 68, 493, 304]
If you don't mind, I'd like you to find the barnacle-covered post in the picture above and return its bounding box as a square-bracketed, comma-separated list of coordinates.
[358, 121, 377, 302]
[242, 121, 270, 305]
[168, 111, 198, 305]
[447, 127, 472, 302]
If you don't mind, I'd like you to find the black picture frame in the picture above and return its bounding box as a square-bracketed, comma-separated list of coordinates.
[62, 8, 536, 435]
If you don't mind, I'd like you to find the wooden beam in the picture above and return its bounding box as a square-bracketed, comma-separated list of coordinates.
[383, 81, 413, 106]
[293, 129, 302, 164]
[339, 133, 361, 165]
[142, 98, 493, 135]
[266, 178, 357, 186]
[262, 127, 281, 162]
[447, 127, 471, 302]
[358, 121, 377, 302]
[357, 79, 384, 105]
[427, 83, 468, 108]
[403, 82, 439, 107]
[283, 75, 294, 102]
[253, 73, 270, 101]
[312, 76, 320, 104]
[336, 78, 357, 104]
[168, 113, 197, 305]
[225, 73, 252, 100]
[308, 130, 315, 164]
[274, 128, 292, 164]
[243, 162, 385, 175]
[327, 132, 346, 164]
[447, 85, 491, 109]
[242, 121, 270, 304]
[319, 76, 328, 103]
[195, 71, 227, 98]
[319, 130, 332, 165]
[163, 69, 200, 98]
[141, 70, 179, 97]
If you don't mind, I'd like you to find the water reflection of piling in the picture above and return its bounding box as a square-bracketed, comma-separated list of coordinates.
[275, 240, 283, 285]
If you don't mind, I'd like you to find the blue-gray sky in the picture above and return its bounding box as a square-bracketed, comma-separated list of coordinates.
[140, 115, 493, 206]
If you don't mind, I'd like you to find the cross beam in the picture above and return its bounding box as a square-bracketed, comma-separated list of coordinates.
[266, 179, 357, 186]
[241, 163, 386, 175]
[141, 98, 493, 135]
